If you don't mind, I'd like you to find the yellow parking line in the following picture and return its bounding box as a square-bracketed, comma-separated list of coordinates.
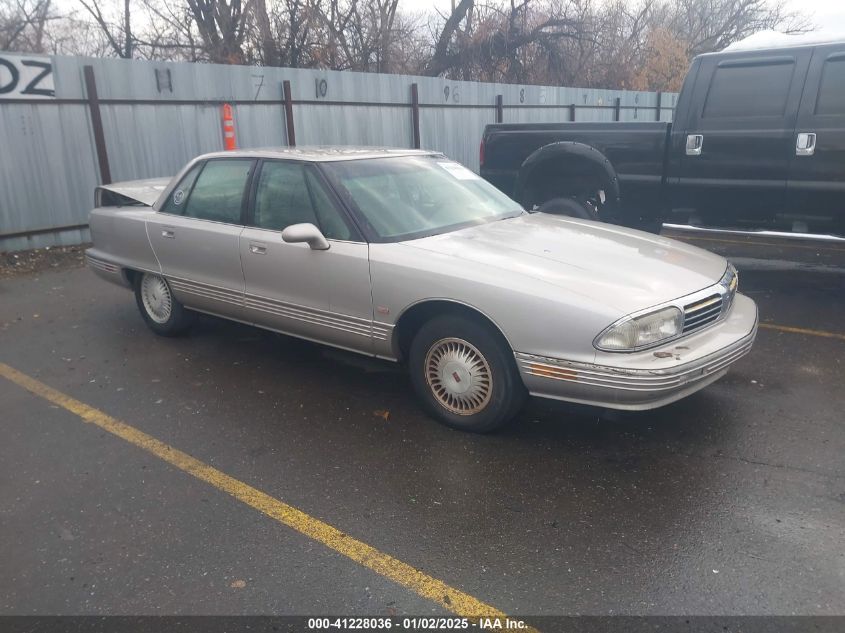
[759, 323, 845, 341]
[0, 361, 523, 623]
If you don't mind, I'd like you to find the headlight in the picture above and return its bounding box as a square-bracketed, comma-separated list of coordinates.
[595, 306, 684, 351]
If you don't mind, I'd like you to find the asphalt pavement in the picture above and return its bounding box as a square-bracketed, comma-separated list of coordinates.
[1, 230, 843, 618]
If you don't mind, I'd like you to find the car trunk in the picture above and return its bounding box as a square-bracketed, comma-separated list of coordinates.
[95, 178, 171, 208]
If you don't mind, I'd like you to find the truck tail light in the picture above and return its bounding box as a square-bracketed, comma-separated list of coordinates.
[479, 138, 485, 167]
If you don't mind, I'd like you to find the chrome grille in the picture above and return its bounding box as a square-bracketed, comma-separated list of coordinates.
[683, 294, 723, 333]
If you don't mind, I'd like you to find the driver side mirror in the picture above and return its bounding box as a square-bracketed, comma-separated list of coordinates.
[281, 223, 330, 251]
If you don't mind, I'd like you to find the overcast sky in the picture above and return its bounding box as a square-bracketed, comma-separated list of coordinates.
[402, 0, 845, 35]
[784, 0, 845, 33]
[50, 0, 845, 46]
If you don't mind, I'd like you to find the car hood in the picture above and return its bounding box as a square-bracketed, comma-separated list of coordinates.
[402, 213, 728, 314]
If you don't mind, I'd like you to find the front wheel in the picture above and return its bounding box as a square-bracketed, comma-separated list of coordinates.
[133, 272, 195, 336]
[409, 315, 527, 433]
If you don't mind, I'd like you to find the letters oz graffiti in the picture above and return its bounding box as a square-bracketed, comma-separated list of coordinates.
[0, 55, 55, 99]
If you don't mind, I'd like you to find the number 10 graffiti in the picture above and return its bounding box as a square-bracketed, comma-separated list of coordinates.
[0, 55, 55, 99]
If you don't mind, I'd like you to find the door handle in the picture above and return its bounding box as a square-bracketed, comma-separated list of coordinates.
[161, 229, 175, 239]
[686, 134, 703, 156]
[796, 132, 816, 156]
[249, 243, 267, 255]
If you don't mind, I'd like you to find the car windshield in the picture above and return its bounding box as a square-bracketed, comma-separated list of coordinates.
[321, 155, 523, 241]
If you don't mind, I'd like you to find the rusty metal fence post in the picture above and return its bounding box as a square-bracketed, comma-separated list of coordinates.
[283, 80, 296, 147]
[83, 65, 111, 185]
[410, 83, 421, 149]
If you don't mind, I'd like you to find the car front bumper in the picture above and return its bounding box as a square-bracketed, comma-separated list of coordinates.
[514, 293, 758, 410]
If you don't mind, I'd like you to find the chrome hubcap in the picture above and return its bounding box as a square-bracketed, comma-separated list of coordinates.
[141, 274, 173, 324]
[425, 338, 492, 415]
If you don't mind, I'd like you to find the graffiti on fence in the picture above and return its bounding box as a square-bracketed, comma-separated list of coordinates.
[0, 54, 55, 99]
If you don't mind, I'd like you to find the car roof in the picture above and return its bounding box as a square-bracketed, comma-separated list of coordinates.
[197, 146, 441, 162]
[697, 33, 845, 59]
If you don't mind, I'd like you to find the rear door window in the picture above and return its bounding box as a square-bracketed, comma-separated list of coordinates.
[703, 60, 795, 118]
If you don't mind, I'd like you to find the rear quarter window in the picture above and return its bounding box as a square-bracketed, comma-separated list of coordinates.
[815, 58, 845, 116]
[161, 164, 202, 214]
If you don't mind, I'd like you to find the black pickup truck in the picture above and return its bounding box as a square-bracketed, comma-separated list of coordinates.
[480, 39, 845, 234]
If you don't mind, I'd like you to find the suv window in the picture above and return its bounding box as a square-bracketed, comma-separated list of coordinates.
[703, 60, 795, 118]
[815, 58, 845, 116]
[177, 160, 253, 223]
[253, 161, 352, 240]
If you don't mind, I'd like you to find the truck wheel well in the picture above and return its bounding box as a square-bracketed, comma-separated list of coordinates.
[522, 156, 613, 209]
[393, 301, 511, 362]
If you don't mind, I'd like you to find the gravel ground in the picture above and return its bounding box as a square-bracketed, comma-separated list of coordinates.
[0, 245, 89, 280]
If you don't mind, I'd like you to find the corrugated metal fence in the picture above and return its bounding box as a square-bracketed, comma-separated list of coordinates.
[0, 52, 678, 252]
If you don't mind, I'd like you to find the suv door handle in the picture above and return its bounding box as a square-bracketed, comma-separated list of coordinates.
[686, 134, 703, 156]
[249, 243, 267, 255]
[796, 132, 816, 156]
[161, 229, 175, 239]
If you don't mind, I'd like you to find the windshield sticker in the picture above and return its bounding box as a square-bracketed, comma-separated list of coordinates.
[437, 162, 480, 180]
[172, 189, 185, 205]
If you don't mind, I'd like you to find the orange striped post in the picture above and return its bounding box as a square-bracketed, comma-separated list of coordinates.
[221, 103, 237, 150]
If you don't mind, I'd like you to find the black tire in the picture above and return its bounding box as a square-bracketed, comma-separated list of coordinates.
[537, 197, 595, 220]
[408, 314, 527, 433]
[133, 272, 195, 336]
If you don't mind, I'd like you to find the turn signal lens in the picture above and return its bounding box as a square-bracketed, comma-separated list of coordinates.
[596, 306, 684, 351]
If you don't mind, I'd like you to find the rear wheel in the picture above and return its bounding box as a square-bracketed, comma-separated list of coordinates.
[409, 315, 526, 433]
[133, 272, 194, 336]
